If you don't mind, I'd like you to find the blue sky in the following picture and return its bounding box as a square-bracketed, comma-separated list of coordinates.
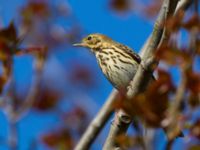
[0, 0, 198, 150]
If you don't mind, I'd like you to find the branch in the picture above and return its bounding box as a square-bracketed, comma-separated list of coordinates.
[3, 56, 44, 150]
[159, 0, 194, 47]
[103, 110, 132, 150]
[103, 0, 191, 149]
[175, 0, 194, 13]
[74, 89, 118, 150]
[163, 0, 195, 141]
[74, 0, 194, 150]
[8, 119, 18, 150]
[163, 67, 187, 141]
[140, 0, 180, 59]
[11, 56, 44, 121]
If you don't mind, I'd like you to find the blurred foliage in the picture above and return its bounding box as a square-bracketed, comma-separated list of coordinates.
[117, 69, 174, 127]
[109, 0, 132, 13]
[0, 0, 91, 149]
[0, 0, 199, 150]
[42, 128, 74, 150]
[109, 0, 200, 149]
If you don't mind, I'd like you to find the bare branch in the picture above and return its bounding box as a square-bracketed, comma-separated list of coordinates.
[8, 120, 18, 150]
[14, 56, 44, 121]
[163, 67, 187, 140]
[3, 56, 44, 150]
[74, 89, 118, 150]
[103, 110, 132, 150]
[164, 1, 196, 140]
[175, 0, 194, 13]
[159, 0, 194, 47]
[74, 0, 194, 149]
[103, 0, 194, 149]
[140, 0, 180, 59]
[11, 56, 44, 122]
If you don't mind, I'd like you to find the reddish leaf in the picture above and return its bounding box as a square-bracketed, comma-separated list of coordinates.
[119, 69, 174, 127]
[186, 71, 200, 94]
[142, 0, 162, 18]
[62, 107, 89, 134]
[190, 119, 200, 140]
[156, 43, 191, 66]
[196, 38, 200, 55]
[0, 44, 14, 80]
[0, 22, 47, 60]
[63, 107, 87, 121]
[115, 135, 142, 149]
[165, 11, 184, 32]
[19, 0, 80, 49]
[109, 0, 131, 12]
[0, 22, 18, 44]
[188, 93, 200, 108]
[182, 13, 200, 31]
[137, 70, 173, 127]
[0, 41, 11, 61]
[33, 87, 61, 111]
[42, 132, 58, 147]
[0, 76, 7, 94]
[0, 22, 21, 60]
[42, 128, 73, 149]
[21, 0, 50, 20]
[69, 64, 95, 87]
[16, 46, 48, 59]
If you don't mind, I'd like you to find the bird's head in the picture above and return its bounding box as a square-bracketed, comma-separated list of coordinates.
[73, 33, 113, 53]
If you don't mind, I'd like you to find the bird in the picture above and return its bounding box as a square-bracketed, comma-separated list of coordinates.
[73, 33, 184, 138]
[73, 33, 141, 90]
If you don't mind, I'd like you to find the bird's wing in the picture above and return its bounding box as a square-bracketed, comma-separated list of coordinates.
[116, 43, 141, 64]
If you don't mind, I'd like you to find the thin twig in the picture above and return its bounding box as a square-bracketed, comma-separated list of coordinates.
[164, 68, 187, 143]
[8, 120, 18, 150]
[12, 56, 44, 121]
[3, 56, 44, 149]
[164, 1, 196, 140]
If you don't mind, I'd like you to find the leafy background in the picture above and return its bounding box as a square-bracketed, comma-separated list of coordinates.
[0, 0, 199, 150]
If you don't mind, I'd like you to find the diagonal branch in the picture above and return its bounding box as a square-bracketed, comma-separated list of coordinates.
[103, 0, 193, 150]
[74, 89, 118, 150]
[74, 0, 194, 150]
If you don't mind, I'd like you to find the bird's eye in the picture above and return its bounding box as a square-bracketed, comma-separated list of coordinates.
[87, 36, 92, 40]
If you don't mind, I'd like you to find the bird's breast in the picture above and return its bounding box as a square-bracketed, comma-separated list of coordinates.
[95, 50, 138, 90]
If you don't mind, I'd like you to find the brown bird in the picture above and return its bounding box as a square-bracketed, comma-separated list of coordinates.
[73, 33, 141, 90]
[74, 33, 184, 138]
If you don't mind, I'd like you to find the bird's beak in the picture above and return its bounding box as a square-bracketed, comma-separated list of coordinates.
[73, 43, 86, 47]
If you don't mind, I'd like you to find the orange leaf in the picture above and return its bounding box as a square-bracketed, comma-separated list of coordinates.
[109, 0, 131, 12]
[165, 10, 184, 32]
[182, 13, 200, 31]
[190, 119, 200, 140]
[188, 93, 200, 108]
[0, 22, 18, 44]
[119, 69, 173, 127]
[42, 129, 74, 149]
[156, 44, 191, 66]
[186, 71, 200, 94]
[33, 87, 62, 111]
